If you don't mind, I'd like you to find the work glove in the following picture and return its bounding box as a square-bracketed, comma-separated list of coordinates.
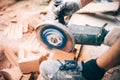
[40, 60, 85, 80]
[103, 27, 120, 46]
[52, 0, 81, 19]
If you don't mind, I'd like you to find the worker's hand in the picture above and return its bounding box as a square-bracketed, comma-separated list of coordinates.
[103, 27, 120, 46]
[40, 60, 85, 80]
[52, 0, 81, 18]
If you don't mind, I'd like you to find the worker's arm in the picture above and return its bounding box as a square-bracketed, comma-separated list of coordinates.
[82, 37, 120, 80]
[82, 27, 120, 80]
[97, 37, 120, 70]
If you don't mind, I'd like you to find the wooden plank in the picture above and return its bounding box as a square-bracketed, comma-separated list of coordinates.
[20, 74, 31, 80]
[15, 23, 23, 39]
[74, 44, 83, 61]
[2, 67, 22, 80]
[22, 32, 40, 52]
[69, 13, 119, 28]
[3, 27, 8, 38]
[0, 0, 16, 10]
[3, 23, 23, 40]
[77, 2, 119, 13]
[4, 46, 18, 67]
[40, 1, 53, 14]
[37, 74, 45, 80]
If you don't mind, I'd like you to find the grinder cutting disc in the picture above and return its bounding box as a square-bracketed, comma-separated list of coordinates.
[36, 21, 75, 52]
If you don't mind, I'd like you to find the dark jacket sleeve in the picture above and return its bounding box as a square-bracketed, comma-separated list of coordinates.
[82, 59, 106, 80]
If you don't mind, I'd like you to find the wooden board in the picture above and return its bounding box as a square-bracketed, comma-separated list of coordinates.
[3, 23, 23, 40]
[0, 0, 50, 79]
[22, 32, 40, 52]
[77, 2, 119, 13]
[2, 67, 22, 80]
[0, 0, 16, 9]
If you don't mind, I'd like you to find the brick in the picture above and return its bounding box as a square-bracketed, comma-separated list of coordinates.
[18, 56, 40, 73]
[18, 48, 49, 73]
[48, 50, 75, 61]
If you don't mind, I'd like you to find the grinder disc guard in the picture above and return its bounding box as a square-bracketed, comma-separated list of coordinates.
[36, 21, 75, 52]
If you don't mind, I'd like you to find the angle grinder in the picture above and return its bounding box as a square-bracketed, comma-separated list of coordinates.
[36, 19, 108, 52]
[36, 2, 108, 52]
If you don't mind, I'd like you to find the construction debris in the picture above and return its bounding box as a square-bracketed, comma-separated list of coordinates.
[0, 0, 120, 80]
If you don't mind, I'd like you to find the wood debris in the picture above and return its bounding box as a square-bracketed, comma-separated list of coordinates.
[0, 0, 50, 80]
[77, 1, 120, 13]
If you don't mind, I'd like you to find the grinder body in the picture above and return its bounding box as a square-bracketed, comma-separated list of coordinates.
[68, 24, 108, 45]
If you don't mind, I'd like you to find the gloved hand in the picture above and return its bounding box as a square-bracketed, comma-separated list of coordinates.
[103, 27, 120, 46]
[40, 60, 85, 80]
[52, 0, 81, 18]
